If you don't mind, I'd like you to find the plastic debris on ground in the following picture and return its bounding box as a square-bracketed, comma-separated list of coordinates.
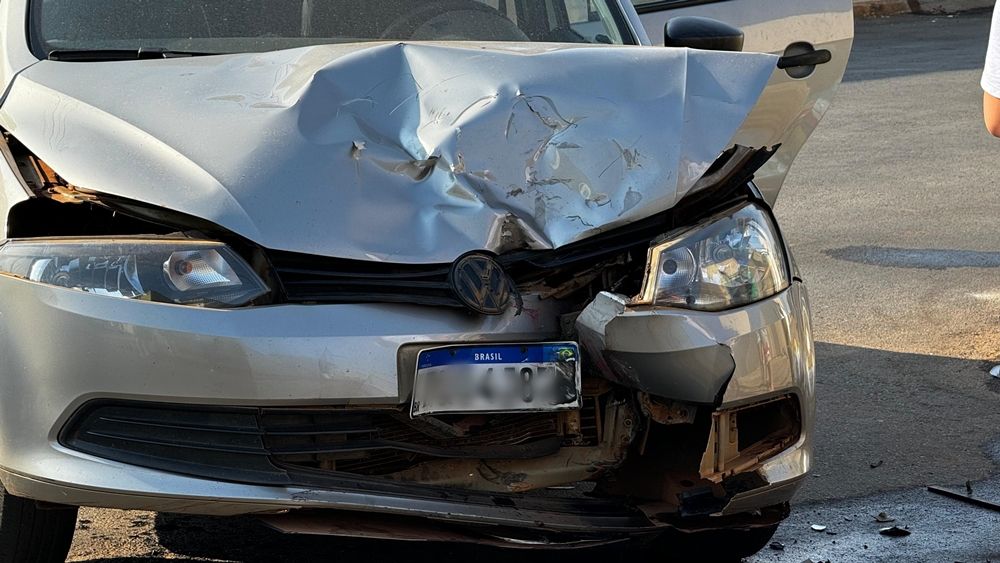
[873, 511, 895, 523]
[878, 526, 911, 537]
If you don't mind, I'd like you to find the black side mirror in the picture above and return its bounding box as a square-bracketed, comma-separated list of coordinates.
[664, 16, 744, 52]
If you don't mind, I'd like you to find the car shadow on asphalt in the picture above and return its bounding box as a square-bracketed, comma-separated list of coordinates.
[798, 342, 1000, 503]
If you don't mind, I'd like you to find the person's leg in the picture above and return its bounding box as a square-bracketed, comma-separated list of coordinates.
[983, 92, 1000, 136]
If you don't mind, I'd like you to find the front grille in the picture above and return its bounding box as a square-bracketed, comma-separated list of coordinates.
[263, 202, 679, 306]
[268, 251, 460, 306]
[60, 402, 563, 484]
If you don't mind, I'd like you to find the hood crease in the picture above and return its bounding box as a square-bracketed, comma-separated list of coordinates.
[0, 42, 778, 262]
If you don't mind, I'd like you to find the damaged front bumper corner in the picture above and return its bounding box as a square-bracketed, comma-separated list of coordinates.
[576, 283, 815, 517]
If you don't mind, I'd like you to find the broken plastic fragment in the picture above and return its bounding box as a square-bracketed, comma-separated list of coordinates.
[810, 524, 827, 532]
[874, 511, 895, 523]
[878, 525, 911, 537]
[991, 365, 1000, 378]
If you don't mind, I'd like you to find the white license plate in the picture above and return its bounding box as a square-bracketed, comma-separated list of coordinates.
[411, 343, 582, 417]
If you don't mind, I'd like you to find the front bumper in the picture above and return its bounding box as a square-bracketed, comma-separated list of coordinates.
[0, 274, 814, 534]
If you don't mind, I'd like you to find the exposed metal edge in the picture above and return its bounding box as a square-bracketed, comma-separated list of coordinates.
[259, 511, 636, 549]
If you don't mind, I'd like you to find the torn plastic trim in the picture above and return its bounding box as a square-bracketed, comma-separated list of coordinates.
[257, 501, 788, 546]
[379, 397, 637, 494]
[576, 292, 737, 406]
[642, 502, 790, 534]
[683, 145, 778, 211]
[698, 395, 802, 484]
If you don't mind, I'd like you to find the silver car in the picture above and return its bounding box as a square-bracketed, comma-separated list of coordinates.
[0, 0, 852, 560]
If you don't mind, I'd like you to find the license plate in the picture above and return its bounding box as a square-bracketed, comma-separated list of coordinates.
[411, 343, 582, 417]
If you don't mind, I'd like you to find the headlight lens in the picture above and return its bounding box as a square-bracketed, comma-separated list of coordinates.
[637, 203, 789, 311]
[0, 238, 268, 308]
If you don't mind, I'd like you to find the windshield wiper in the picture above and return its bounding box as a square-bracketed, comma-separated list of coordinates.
[47, 48, 223, 62]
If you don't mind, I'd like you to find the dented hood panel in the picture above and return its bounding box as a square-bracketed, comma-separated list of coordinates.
[0, 43, 777, 261]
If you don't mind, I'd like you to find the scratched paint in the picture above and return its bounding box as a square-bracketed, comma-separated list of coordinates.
[0, 42, 777, 262]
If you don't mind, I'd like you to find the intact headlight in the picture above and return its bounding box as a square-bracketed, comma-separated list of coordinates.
[636, 203, 789, 311]
[0, 238, 268, 308]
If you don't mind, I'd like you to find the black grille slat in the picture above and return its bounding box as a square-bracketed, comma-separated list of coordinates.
[261, 426, 377, 437]
[282, 294, 461, 306]
[96, 415, 262, 435]
[277, 267, 451, 280]
[84, 430, 271, 456]
[62, 402, 565, 480]
[283, 279, 452, 290]
[267, 438, 560, 459]
[268, 250, 461, 305]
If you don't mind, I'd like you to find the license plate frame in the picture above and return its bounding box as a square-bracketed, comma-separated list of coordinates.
[410, 342, 582, 418]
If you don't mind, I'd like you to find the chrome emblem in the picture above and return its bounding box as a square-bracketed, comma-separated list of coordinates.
[449, 252, 517, 315]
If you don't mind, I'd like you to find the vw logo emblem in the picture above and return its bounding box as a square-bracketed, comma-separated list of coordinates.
[448, 252, 517, 315]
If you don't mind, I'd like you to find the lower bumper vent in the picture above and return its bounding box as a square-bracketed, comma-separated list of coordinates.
[60, 401, 562, 485]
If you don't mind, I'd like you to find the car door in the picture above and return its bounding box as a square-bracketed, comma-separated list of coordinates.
[631, 0, 854, 204]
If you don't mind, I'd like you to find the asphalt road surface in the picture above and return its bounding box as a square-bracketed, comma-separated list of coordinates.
[65, 12, 1000, 563]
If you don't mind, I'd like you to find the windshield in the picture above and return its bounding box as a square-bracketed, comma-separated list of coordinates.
[30, 0, 635, 58]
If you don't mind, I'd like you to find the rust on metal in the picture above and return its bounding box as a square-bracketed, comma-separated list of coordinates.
[640, 393, 697, 425]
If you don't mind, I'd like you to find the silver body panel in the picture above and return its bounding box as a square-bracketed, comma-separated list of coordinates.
[0, 0, 845, 540]
[636, 0, 855, 203]
[0, 276, 813, 522]
[0, 42, 775, 261]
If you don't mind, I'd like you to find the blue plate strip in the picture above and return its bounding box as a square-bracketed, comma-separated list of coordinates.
[418, 343, 578, 370]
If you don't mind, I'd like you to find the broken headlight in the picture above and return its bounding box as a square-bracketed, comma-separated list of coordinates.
[636, 203, 789, 311]
[0, 238, 268, 308]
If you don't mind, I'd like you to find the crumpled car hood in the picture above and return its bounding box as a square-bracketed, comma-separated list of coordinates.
[0, 42, 777, 262]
